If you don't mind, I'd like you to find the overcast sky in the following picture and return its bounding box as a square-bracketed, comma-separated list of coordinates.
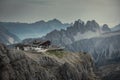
[0, 0, 120, 27]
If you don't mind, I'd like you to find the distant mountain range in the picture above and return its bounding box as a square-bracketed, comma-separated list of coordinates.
[0, 25, 20, 45]
[40, 19, 111, 46]
[0, 19, 70, 40]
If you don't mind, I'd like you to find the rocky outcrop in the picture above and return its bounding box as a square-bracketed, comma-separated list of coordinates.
[85, 20, 100, 32]
[101, 24, 111, 33]
[0, 43, 99, 80]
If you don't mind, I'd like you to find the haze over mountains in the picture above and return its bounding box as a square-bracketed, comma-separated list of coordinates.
[41, 19, 111, 46]
[0, 19, 120, 47]
[0, 19, 70, 40]
[0, 25, 20, 45]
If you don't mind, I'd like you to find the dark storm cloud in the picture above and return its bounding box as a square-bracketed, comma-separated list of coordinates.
[0, 0, 120, 27]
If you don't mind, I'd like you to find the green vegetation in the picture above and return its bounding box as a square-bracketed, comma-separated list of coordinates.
[47, 50, 67, 58]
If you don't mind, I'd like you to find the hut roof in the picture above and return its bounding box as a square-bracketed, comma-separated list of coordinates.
[39, 40, 51, 46]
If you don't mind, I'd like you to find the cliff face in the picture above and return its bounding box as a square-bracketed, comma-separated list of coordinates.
[0, 43, 99, 80]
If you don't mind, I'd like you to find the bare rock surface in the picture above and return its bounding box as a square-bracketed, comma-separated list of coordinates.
[0, 43, 99, 80]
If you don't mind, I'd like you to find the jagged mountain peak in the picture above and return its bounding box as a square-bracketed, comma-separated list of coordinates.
[34, 19, 62, 24]
[103, 24, 108, 27]
[74, 19, 84, 26]
[85, 20, 100, 32]
[75, 19, 84, 24]
[40, 20, 103, 46]
[34, 20, 46, 24]
[47, 18, 62, 24]
[102, 24, 111, 32]
[51, 29, 59, 33]
[86, 20, 99, 26]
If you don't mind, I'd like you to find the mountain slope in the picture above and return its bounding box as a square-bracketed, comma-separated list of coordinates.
[65, 30, 120, 80]
[40, 20, 110, 46]
[65, 30, 120, 66]
[101, 24, 111, 33]
[0, 26, 20, 45]
[0, 43, 99, 80]
[0, 19, 70, 40]
[111, 24, 120, 31]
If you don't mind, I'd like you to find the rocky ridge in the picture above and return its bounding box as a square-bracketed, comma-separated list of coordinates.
[0, 43, 99, 80]
[39, 19, 111, 47]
